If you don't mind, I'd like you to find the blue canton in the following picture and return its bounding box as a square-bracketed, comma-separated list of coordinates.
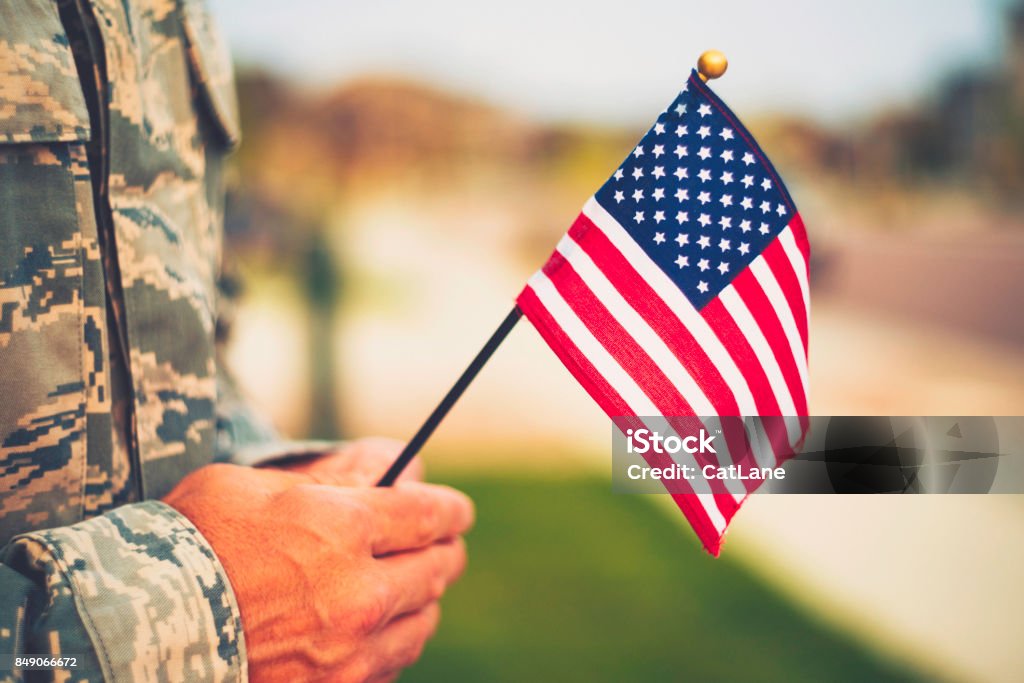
[594, 70, 796, 309]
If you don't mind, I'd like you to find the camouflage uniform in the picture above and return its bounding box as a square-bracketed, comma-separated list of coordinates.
[1, 1, 286, 680]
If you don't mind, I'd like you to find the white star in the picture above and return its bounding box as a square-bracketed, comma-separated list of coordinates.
[698, 258, 710, 271]
[698, 191, 711, 205]
[698, 103, 712, 117]
[698, 147, 711, 160]
[738, 242, 750, 255]
[761, 178, 772, 190]
[675, 124, 688, 136]
[719, 216, 732, 229]
[740, 196, 753, 210]
[742, 174, 754, 188]
[742, 152, 755, 165]
[697, 280, 710, 294]
[675, 233, 689, 246]
[654, 232, 666, 244]
[721, 172, 734, 185]
[698, 168, 712, 182]
[719, 238, 731, 251]
[760, 200, 771, 213]
[759, 222, 770, 235]
[719, 194, 732, 207]
[652, 187, 665, 200]
[632, 189, 644, 202]
[720, 128, 734, 140]
[698, 126, 711, 139]
[614, 168, 624, 181]
[676, 211, 689, 224]
[721, 149, 734, 163]
[654, 122, 666, 135]
[673, 167, 688, 180]
[697, 234, 711, 248]
[776, 203, 787, 216]
[674, 188, 689, 202]
[654, 210, 666, 223]
[652, 144, 665, 158]
[652, 166, 665, 179]
[634, 211, 645, 223]
[740, 219, 752, 232]
[717, 261, 730, 275]
[674, 145, 688, 159]
[698, 215, 711, 228]
[632, 167, 644, 180]
[633, 145, 644, 158]
[675, 102, 687, 115]
[614, 190, 624, 203]
[675, 254, 689, 268]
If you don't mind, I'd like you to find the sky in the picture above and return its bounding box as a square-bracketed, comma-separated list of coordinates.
[210, 0, 1017, 125]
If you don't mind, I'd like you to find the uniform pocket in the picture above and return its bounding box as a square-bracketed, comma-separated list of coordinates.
[0, 0, 92, 144]
[181, 0, 242, 149]
[0, 0, 101, 542]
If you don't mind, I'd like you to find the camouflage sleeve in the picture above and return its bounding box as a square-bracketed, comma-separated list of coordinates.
[0, 501, 247, 683]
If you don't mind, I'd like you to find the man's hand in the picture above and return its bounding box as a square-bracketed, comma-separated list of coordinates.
[164, 444, 473, 683]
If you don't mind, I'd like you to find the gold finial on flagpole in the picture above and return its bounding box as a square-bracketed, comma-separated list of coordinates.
[697, 50, 728, 82]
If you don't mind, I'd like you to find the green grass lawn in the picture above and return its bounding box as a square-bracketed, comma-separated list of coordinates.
[405, 473, 922, 683]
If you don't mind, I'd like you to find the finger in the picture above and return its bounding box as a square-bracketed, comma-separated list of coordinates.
[368, 602, 441, 676]
[358, 483, 474, 555]
[284, 438, 423, 486]
[377, 538, 467, 619]
[355, 438, 424, 483]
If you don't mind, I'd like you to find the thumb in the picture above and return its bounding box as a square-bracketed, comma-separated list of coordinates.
[280, 438, 424, 486]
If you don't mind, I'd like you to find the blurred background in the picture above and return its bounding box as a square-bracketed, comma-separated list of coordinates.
[210, 0, 1024, 680]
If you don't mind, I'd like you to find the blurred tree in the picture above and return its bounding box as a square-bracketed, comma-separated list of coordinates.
[303, 229, 345, 440]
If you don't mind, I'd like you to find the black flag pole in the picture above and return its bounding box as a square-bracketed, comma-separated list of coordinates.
[376, 306, 523, 486]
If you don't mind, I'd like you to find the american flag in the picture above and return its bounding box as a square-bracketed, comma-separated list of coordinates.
[516, 70, 810, 555]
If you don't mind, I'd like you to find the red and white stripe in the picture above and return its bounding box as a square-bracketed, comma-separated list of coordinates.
[516, 197, 810, 555]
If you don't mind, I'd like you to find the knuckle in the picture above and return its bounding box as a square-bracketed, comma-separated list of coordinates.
[428, 574, 447, 602]
[461, 493, 476, 528]
[283, 484, 374, 528]
[450, 538, 468, 578]
[447, 489, 475, 531]
[417, 504, 442, 545]
[357, 579, 392, 633]
[431, 548, 452, 593]
[406, 605, 441, 664]
[344, 654, 373, 683]
[422, 604, 441, 640]
[344, 499, 376, 541]
[404, 640, 427, 668]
